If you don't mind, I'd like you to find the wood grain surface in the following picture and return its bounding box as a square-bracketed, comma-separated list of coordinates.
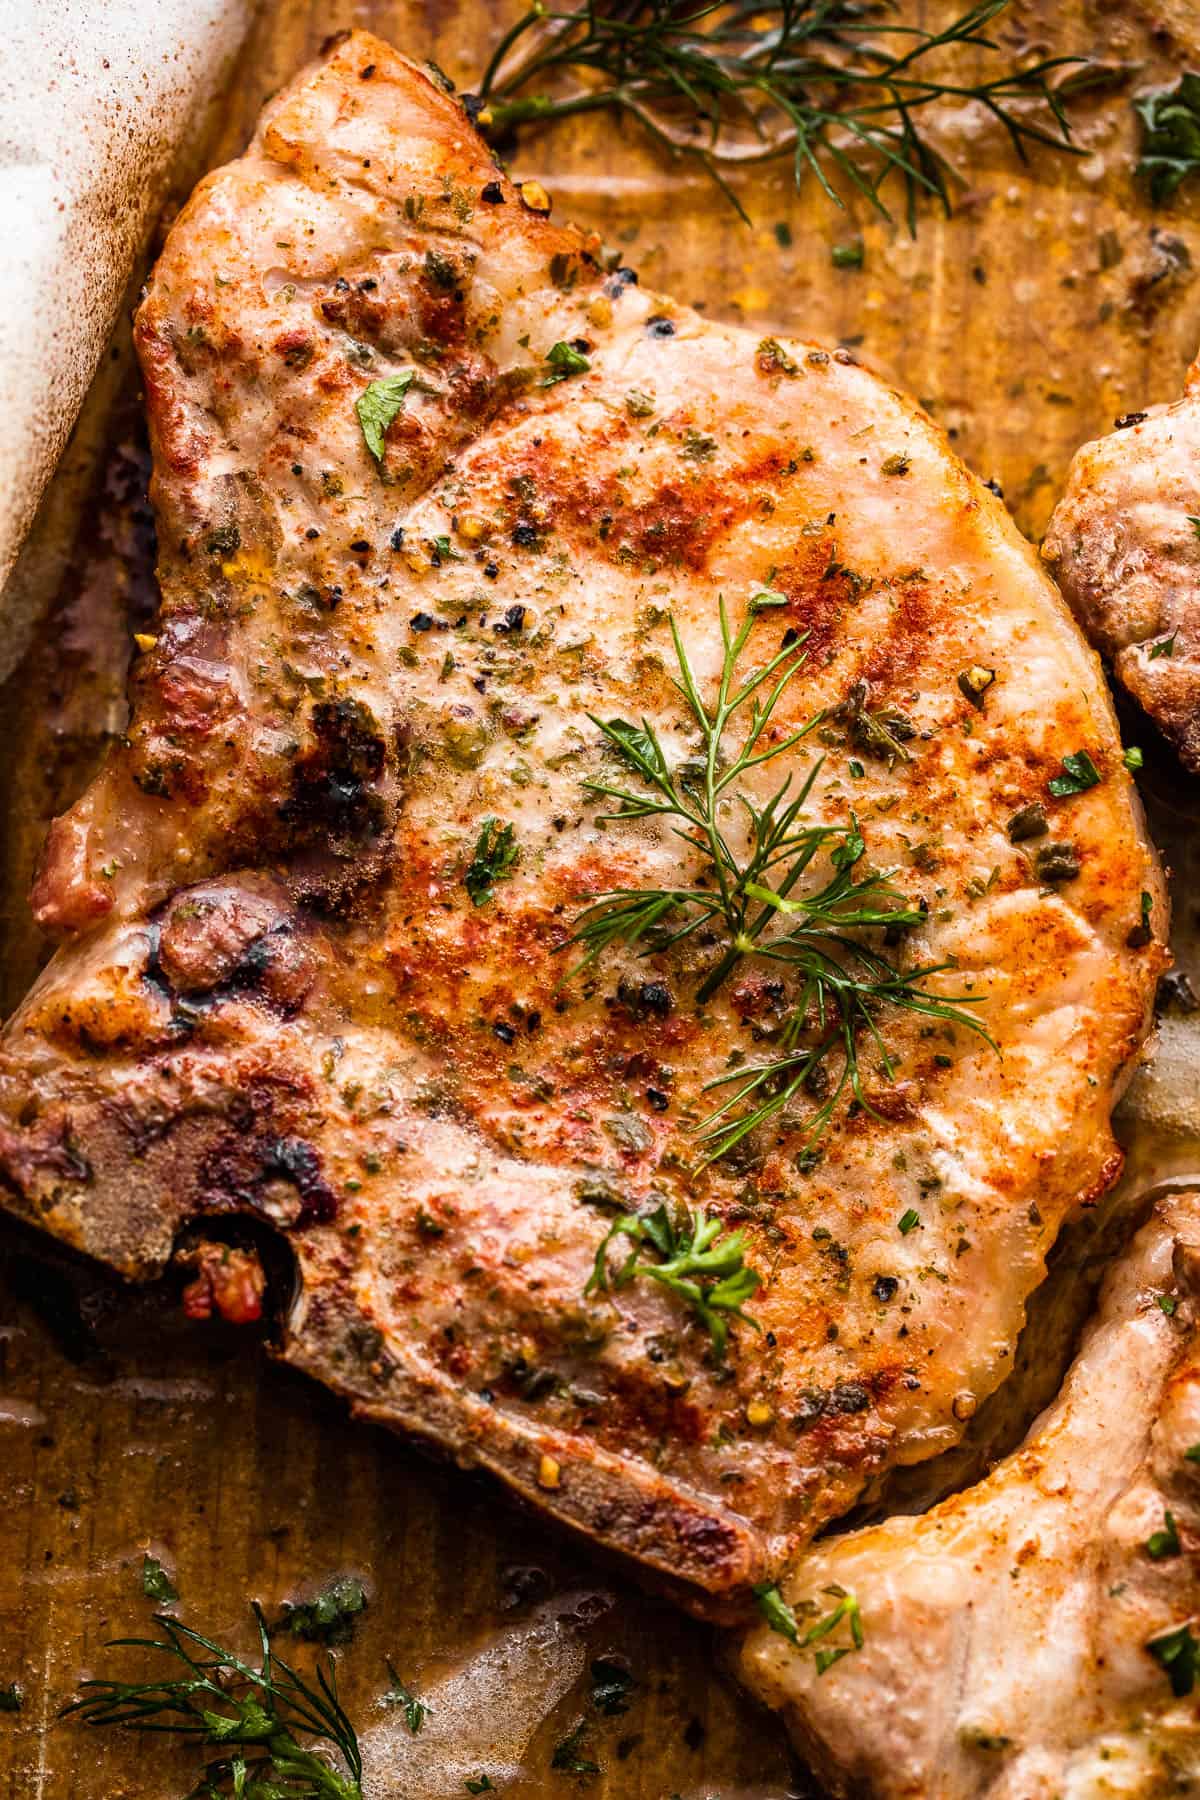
[2, 2, 1199, 1795]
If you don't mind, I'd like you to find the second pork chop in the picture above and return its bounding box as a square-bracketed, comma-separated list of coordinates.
[0, 32, 1166, 1611]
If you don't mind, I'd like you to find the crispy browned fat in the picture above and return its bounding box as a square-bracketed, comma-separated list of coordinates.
[0, 32, 1166, 1610]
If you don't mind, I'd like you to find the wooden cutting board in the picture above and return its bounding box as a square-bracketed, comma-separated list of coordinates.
[2, 3, 1199, 1795]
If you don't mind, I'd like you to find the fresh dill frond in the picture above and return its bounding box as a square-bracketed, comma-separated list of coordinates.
[585, 1201, 761, 1359]
[473, 0, 1086, 226]
[63, 1606, 362, 1799]
[565, 593, 993, 1165]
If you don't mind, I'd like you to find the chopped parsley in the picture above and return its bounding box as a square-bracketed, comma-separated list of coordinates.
[355, 371, 416, 462]
[1190, 514, 1200, 539]
[832, 239, 864, 269]
[1124, 746, 1144, 771]
[1135, 72, 1200, 205]
[898, 1209, 921, 1235]
[1148, 633, 1177, 660]
[753, 1583, 865, 1675]
[279, 1573, 367, 1644]
[542, 340, 591, 385]
[551, 1719, 600, 1774]
[757, 337, 799, 376]
[1147, 1510, 1181, 1560]
[1186, 1444, 1200, 1463]
[1048, 750, 1101, 797]
[589, 1658, 633, 1716]
[464, 817, 519, 906]
[1147, 1621, 1198, 1697]
[1158, 1293, 1178, 1317]
[382, 1659, 431, 1734]
[1128, 889, 1155, 948]
[680, 427, 718, 461]
[141, 1555, 178, 1604]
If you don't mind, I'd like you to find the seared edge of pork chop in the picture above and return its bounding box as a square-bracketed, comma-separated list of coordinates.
[738, 1190, 1200, 1797]
[0, 32, 1168, 1606]
[1044, 354, 1200, 771]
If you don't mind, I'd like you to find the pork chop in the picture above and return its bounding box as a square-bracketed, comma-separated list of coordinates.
[1044, 353, 1200, 771]
[738, 1191, 1200, 1797]
[0, 32, 1166, 1611]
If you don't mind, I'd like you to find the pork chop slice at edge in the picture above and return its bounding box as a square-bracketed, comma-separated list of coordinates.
[0, 31, 1168, 1614]
[737, 1189, 1200, 1798]
[1044, 350, 1200, 772]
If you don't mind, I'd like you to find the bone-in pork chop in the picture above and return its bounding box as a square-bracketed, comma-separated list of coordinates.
[738, 1191, 1200, 1797]
[1044, 353, 1200, 771]
[0, 32, 1165, 1610]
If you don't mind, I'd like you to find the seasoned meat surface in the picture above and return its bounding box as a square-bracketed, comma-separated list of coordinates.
[738, 1192, 1200, 1797]
[0, 33, 1165, 1607]
[1044, 354, 1200, 770]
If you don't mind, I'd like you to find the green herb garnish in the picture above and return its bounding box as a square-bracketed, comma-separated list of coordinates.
[1147, 1510, 1181, 1560]
[541, 341, 591, 385]
[589, 1657, 633, 1716]
[1048, 749, 1101, 797]
[64, 1606, 362, 1797]
[1135, 72, 1200, 204]
[566, 595, 991, 1164]
[586, 1203, 761, 1360]
[1124, 746, 1144, 771]
[1186, 1444, 1200, 1463]
[0, 1684, 20, 1714]
[465, 817, 519, 906]
[551, 1718, 600, 1774]
[474, 0, 1085, 229]
[753, 1582, 865, 1675]
[1189, 514, 1200, 539]
[466, 1778, 495, 1794]
[355, 371, 416, 462]
[898, 1208, 921, 1235]
[142, 1555, 178, 1605]
[1148, 633, 1177, 660]
[1147, 1621, 1198, 1697]
[280, 1575, 367, 1646]
[1158, 1293, 1178, 1317]
[382, 1658, 430, 1734]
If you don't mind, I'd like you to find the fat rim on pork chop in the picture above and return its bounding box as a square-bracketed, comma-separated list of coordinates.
[0, 31, 1168, 1614]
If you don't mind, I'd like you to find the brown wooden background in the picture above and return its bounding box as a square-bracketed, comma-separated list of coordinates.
[2, 1, 1200, 1795]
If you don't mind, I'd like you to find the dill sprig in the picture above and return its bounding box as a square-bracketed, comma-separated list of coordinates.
[585, 1201, 761, 1357]
[63, 1607, 362, 1799]
[473, 0, 1085, 225]
[567, 591, 992, 1164]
